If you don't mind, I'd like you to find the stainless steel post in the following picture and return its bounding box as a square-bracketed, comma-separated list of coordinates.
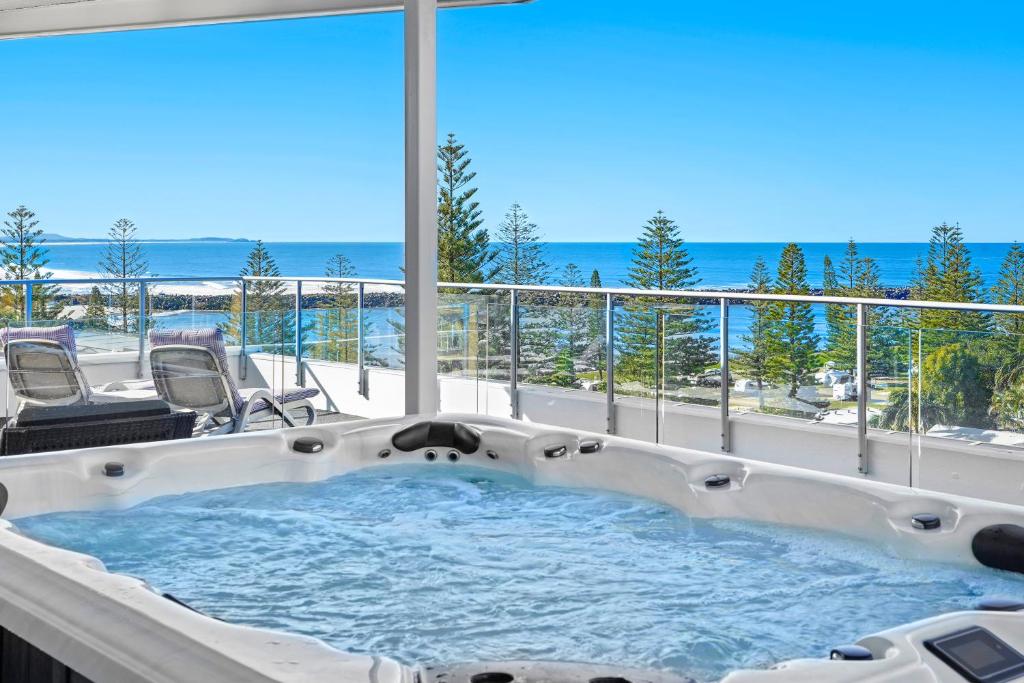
[239, 279, 248, 381]
[720, 298, 731, 452]
[23, 283, 32, 325]
[857, 303, 869, 474]
[509, 289, 519, 419]
[295, 281, 304, 387]
[357, 282, 366, 398]
[137, 282, 146, 378]
[606, 292, 616, 434]
[654, 309, 661, 444]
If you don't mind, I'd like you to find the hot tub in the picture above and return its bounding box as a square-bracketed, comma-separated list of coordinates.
[0, 414, 1022, 683]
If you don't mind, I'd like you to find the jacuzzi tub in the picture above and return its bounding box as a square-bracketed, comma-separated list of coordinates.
[0, 413, 1022, 683]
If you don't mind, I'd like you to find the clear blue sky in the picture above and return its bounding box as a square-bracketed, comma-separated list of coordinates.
[1, 0, 1021, 242]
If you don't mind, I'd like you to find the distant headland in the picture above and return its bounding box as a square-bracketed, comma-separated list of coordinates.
[37, 233, 252, 243]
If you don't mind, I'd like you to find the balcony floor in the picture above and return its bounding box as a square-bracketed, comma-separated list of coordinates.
[247, 409, 359, 430]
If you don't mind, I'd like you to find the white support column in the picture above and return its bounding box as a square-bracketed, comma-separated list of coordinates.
[404, 0, 439, 416]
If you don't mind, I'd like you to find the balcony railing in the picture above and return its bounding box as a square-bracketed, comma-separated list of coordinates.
[2, 274, 1023, 477]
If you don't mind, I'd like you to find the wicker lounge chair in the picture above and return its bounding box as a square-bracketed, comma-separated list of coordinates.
[148, 328, 318, 435]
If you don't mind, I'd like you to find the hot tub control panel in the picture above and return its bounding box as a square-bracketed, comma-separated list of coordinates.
[924, 626, 1024, 683]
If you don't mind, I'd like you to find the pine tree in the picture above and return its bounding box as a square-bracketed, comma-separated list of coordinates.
[320, 253, 356, 362]
[837, 238, 864, 289]
[437, 133, 495, 284]
[824, 240, 870, 370]
[488, 201, 547, 380]
[1, 206, 60, 320]
[881, 224, 990, 430]
[84, 285, 109, 331]
[732, 257, 773, 406]
[858, 256, 881, 294]
[822, 254, 847, 362]
[824, 240, 899, 373]
[225, 241, 293, 350]
[587, 269, 606, 382]
[859, 256, 902, 373]
[588, 268, 604, 317]
[559, 262, 584, 295]
[549, 348, 577, 388]
[992, 243, 1024, 337]
[517, 296, 558, 384]
[314, 253, 379, 364]
[550, 263, 589, 388]
[494, 203, 549, 285]
[988, 243, 1024, 409]
[617, 211, 715, 387]
[910, 222, 989, 336]
[99, 218, 149, 334]
[472, 289, 510, 381]
[766, 243, 819, 398]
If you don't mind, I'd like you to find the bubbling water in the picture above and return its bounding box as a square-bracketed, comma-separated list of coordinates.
[16, 465, 1024, 682]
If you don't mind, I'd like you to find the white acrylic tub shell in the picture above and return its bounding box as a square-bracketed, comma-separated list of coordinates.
[0, 413, 1020, 683]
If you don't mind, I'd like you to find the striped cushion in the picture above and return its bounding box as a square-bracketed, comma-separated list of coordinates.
[149, 327, 245, 412]
[250, 386, 320, 414]
[1, 324, 79, 361]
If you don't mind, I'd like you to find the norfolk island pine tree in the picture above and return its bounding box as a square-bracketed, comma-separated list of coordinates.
[84, 285, 109, 331]
[587, 269, 607, 384]
[1, 206, 61, 321]
[99, 218, 149, 334]
[226, 241, 310, 353]
[731, 257, 773, 410]
[314, 253, 380, 365]
[765, 243, 819, 400]
[548, 263, 590, 388]
[616, 211, 715, 398]
[492, 202, 551, 383]
[910, 222, 990, 346]
[389, 133, 498, 372]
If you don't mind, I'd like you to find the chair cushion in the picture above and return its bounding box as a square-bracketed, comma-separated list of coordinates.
[149, 328, 244, 412]
[249, 386, 320, 414]
[1, 324, 78, 361]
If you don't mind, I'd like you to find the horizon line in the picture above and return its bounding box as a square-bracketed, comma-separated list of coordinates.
[39, 238, 1023, 245]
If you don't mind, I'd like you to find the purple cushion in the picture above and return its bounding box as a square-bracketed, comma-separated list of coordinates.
[149, 327, 244, 411]
[250, 386, 320, 414]
[1, 324, 79, 361]
[149, 327, 320, 419]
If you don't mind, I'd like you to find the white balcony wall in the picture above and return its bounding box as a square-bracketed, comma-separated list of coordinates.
[1, 348, 1020, 509]
[248, 353, 1024, 508]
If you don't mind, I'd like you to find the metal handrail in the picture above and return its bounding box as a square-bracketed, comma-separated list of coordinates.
[4, 273, 1012, 314]
[243, 275, 1024, 314]
[244, 274, 1023, 474]
[5, 273, 1017, 477]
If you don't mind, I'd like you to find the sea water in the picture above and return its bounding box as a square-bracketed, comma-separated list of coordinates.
[16, 466, 1024, 682]
[39, 240, 1020, 289]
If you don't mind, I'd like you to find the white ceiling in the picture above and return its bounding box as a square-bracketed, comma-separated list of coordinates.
[0, 0, 530, 39]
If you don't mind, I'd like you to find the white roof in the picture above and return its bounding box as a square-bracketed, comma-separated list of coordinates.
[927, 424, 1024, 448]
[0, 0, 530, 40]
[58, 304, 88, 321]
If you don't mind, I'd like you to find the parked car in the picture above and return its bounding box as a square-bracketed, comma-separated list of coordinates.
[832, 376, 858, 401]
[695, 370, 731, 388]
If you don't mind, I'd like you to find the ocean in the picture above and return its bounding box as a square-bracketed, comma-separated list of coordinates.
[36, 241, 1019, 291]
